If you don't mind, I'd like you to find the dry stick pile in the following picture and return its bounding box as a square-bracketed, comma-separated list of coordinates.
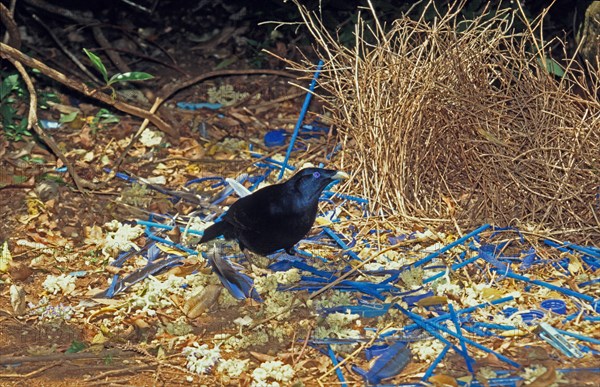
[289, 2, 600, 242]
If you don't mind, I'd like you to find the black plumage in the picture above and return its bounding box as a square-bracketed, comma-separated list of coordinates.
[199, 168, 349, 256]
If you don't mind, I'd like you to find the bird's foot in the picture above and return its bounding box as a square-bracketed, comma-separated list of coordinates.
[242, 249, 270, 269]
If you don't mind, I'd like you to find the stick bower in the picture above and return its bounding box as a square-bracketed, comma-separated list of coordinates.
[289, 1, 600, 242]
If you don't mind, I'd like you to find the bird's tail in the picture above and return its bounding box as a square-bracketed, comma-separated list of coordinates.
[199, 221, 228, 244]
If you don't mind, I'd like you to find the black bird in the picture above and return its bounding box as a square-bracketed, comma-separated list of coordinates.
[199, 168, 349, 256]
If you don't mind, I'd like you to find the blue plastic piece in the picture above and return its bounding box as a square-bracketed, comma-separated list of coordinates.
[540, 299, 567, 315]
[264, 129, 287, 147]
[518, 310, 545, 325]
[327, 345, 347, 387]
[365, 344, 390, 360]
[412, 224, 492, 268]
[279, 60, 324, 179]
[177, 102, 222, 110]
[363, 342, 411, 384]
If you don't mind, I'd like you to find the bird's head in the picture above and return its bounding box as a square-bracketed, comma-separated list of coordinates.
[286, 167, 349, 203]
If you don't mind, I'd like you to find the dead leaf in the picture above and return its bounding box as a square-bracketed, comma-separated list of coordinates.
[10, 284, 27, 315]
[416, 295, 448, 307]
[429, 374, 458, 386]
[250, 351, 276, 362]
[528, 366, 557, 387]
[183, 284, 222, 318]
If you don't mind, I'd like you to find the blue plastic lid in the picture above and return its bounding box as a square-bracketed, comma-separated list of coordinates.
[502, 307, 519, 317]
[264, 129, 287, 147]
[540, 299, 567, 315]
[518, 310, 545, 324]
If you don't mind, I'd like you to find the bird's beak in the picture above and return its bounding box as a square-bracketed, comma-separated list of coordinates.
[332, 171, 349, 180]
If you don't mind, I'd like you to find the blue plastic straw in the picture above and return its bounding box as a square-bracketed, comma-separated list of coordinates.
[278, 60, 324, 180]
[502, 271, 594, 303]
[143, 230, 198, 255]
[136, 219, 204, 236]
[422, 344, 451, 381]
[412, 224, 492, 268]
[327, 345, 347, 387]
[449, 303, 475, 373]
[554, 328, 600, 345]
[545, 239, 600, 259]
[402, 296, 514, 332]
[424, 255, 480, 283]
[395, 307, 467, 359]
[396, 305, 521, 369]
[322, 227, 362, 261]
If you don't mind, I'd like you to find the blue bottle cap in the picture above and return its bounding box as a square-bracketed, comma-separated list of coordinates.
[519, 310, 545, 324]
[264, 129, 287, 147]
[540, 299, 567, 315]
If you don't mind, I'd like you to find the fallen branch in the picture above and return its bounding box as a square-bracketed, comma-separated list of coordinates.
[0, 1, 20, 49]
[0, 42, 177, 137]
[0, 349, 133, 366]
[4, 56, 91, 192]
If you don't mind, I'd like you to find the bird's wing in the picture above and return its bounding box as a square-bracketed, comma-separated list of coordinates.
[223, 185, 285, 232]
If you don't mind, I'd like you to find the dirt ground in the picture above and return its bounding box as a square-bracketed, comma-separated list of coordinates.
[1, 1, 599, 386]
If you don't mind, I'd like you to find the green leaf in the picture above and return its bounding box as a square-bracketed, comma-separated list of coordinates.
[83, 48, 108, 83]
[0, 74, 20, 100]
[107, 72, 154, 85]
[59, 111, 79, 123]
[95, 108, 120, 124]
[12, 175, 29, 184]
[214, 56, 238, 70]
[537, 57, 564, 78]
[1, 104, 16, 127]
[66, 340, 87, 354]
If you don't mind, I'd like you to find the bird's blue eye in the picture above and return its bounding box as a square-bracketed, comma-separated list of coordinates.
[313, 171, 320, 178]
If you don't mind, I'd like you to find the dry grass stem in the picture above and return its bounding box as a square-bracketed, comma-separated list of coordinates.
[286, 1, 600, 242]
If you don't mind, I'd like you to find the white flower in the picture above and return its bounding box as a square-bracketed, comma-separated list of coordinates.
[139, 128, 163, 147]
[43, 274, 76, 295]
[101, 221, 144, 257]
[412, 339, 446, 362]
[217, 358, 249, 378]
[251, 360, 295, 387]
[182, 343, 221, 374]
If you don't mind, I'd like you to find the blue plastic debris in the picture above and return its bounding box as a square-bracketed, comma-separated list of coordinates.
[448, 303, 475, 373]
[177, 102, 222, 110]
[396, 304, 521, 369]
[516, 310, 545, 325]
[39, 119, 61, 129]
[327, 345, 348, 387]
[365, 344, 390, 360]
[412, 224, 492, 268]
[279, 60, 324, 179]
[264, 129, 287, 147]
[363, 341, 411, 384]
[479, 244, 510, 272]
[422, 344, 451, 382]
[502, 271, 595, 303]
[540, 299, 567, 315]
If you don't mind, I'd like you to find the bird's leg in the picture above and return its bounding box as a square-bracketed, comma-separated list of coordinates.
[241, 248, 270, 270]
